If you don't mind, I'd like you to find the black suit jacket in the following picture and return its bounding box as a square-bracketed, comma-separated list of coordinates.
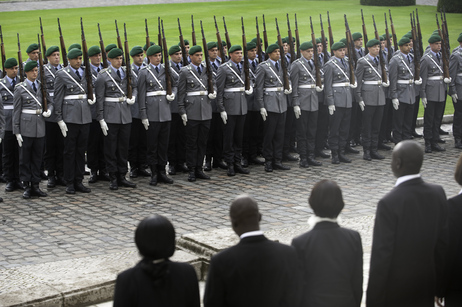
[366, 177, 448, 307]
[291, 222, 363, 307]
[203, 234, 301, 307]
[113, 260, 200, 307]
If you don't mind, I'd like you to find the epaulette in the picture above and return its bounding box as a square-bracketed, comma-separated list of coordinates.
[100, 68, 109, 74]
[357, 57, 366, 63]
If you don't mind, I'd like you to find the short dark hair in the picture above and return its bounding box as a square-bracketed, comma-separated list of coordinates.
[135, 214, 175, 260]
[455, 153, 462, 186]
[309, 180, 344, 218]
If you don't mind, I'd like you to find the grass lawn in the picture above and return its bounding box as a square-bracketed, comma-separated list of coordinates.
[0, 0, 461, 114]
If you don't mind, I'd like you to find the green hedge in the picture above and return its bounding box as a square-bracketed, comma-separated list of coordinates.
[360, 0, 415, 6]
[437, 0, 462, 13]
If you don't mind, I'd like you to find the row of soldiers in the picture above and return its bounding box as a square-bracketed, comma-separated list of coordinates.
[0, 18, 461, 200]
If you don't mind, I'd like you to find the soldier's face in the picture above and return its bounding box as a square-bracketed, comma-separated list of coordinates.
[69, 56, 82, 70]
[185, 45, 190, 53]
[208, 47, 218, 60]
[171, 51, 182, 63]
[301, 49, 313, 61]
[132, 53, 144, 66]
[430, 41, 441, 53]
[399, 43, 411, 54]
[110, 56, 123, 69]
[409, 39, 413, 48]
[28, 50, 40, 61]
[149, 53, 162, 66]
[333, 48, 345, 59]
[247, 48, 257, 61]
[368, 45, 380, 57]
[26, 67, 38, 82]
[5, 66, 18, 79]
[381, 41, 386, 50]
[283, 43, 289, 54]
[317, 43, 322, 54]
[90, 53, 102, 66]
[230, 50, 242, 64]
[223, 46, 228, 55]
[48, 51, 60, 66]
[354, 38, 363, 48]
[190, 52, 203, 65]
[269, 49, 280, 61]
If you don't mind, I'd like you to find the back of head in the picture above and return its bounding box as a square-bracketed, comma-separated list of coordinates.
[135, 214, 175, 260]
[309, 180, 344, 218]
[230, 195, 261, 236]
[391, 140, 423, 178]
[455, 153, 462, 186]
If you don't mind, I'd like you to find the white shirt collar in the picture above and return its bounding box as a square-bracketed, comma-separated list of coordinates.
[240, 230, 264, 239]
[395, 173, 421, 187]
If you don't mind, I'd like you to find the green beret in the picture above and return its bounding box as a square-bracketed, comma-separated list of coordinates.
[189, 45, 202, 55]
[428, 34, 442, 44]
[282, 37, 288, 44]
[67, 48, 83, 59]
[24, 61, 37, 72]
[316, 38, 321, 44]
[332, 41, 345, 51]
[403, 31, 413, 39]
[107, 48, 123, 59]
[4, 57, 18, 69]
[26, 43, 39, 54]
[177, 39, 189, 46]
[45, 46, 59, 57]
[246, 41, 256, 50]
[146, 45, 162, 56]
[251, 37, 262, 44]
[105, 44, 117, 53]
[300, 41, 313, 50]
[398, 36, 410, 46]
[340, 38, 347, 45]
[266, 43, 280, 54]
[207, 41, 217, 50]
[130, 45, 144, 57]
[352, 32, 362, 41]
[432, 30, 439, 36]
[228, 45, 242, 53]
[458, 33, 462, 43]
[222, 41, 227, 47]
[68, 43, 81, 52]
[366, 39, 380, 48]
[143, 42, 155, 51]
[88, 45, 101, 57]
[169, 45, 181, 55]
[379, 35, 385, 41]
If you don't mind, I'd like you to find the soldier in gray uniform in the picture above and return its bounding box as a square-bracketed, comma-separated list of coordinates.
[378, 35, 393, 150]
[177, 45, 216, 182]
[420, 34, 451, 153]
[95, 48, 137, 190]
[389, 37, 420, 144]
[255, 43, 292, 172]
[324, 41, 355, 164]
[23, 43, 40, 67]
[54, 48, 93, 194]
[290, 41, 323, 168]
[355, 39, 388, 161]
[1, 58, 22, 193]
[449, 33, 462, 148]
[138, 44, 176, 186]
[13, 61, 50, 199]
[315, 38, 331, 159]
[216, 45, 251, 176]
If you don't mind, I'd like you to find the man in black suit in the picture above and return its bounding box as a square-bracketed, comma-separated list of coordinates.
[204, 195, 301, 307]
[367, 140, 448, 307]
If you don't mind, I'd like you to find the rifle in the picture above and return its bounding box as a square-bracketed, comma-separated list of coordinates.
[214, 16, 226, 62]
[416, 9, 423, 60]
[123, 23, 133, 99]
[200, 20, 214, 94]
[294, 14, 301, 59]
[241, 17, 250, 91]
[310, 16, 322, 89]
[436, 15, 450, 80]
[17, 34, 24, 82]
[286, 14, 296, 62]
[327, 11, 334, 57]
[410, 13, 421, 82]
[372, 15, 388, 83]
[361, 9, 369, 55]
[443, 6, 450, 54]
[115, 20, 125, 66]
[57, 18, 68, 67]
[223, 17, 232, 51]
[320, 14, 329, 62]
[80, 18, 94, 100]
[191, 15, 197, 46]
[161, 19, 172, 96]
[1, 26, 6, 77]
[256, 17, 263, 62]
[39, 18, 48, 64]
[37, 34, 48, 112]
[145, 19, 150, 64]
[344, 15, 356, 85]
[98, 23, 108, 68]
[275, 18, 290, 91]
[262, 14, 269, 60]
[389, 10, 398, 54]
[440, 9, 450, 59]
[178, 18, 190, 66]
[384, 13, 392, 62]
[158, 17, 163, 64]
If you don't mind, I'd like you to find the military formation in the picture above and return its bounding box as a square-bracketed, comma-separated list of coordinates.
[0, 10, 461, 200]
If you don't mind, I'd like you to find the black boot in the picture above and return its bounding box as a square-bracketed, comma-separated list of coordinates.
[425, 140, 432, 153]
[5, 181, 16, 192]
[138, 165, 151, 177]
[234, 163, 250, 174]
[23, 181, 31, 199]
[363, 148, 371, 161]
[31, 183, 47, 197]
[47, 175, 56, 188]
[345, 144, 359, 154]
[75, 181, 91, 193]
[227, 162, 236, 177]
[118, 173, 137, 188]
[66, 183, 76, 194]
[157, 166, 174, 184]
[331, 150, 340, 164]
[273, 161, 291, 170]
[188, 167, 196, 182]
[370, 150, 385, 160]
[339, 150, 352, 163]
[88, 170, 98, 183]
[315, 149, 330, 158]
[264, 160, 273, 172]
[299, 158, 309, 168]
[150, 166, 158, 186]
[129, 167, 139, 178]
[431, 143, 446, 152]
[307, 152, 322, 166]
[204, 156, 212, 171]
[109, 172, 118, 190]
[249, 155, 265, 165]
[195, 168, 211, 180]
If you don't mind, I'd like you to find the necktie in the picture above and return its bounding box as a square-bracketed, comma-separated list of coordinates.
[407, 55, 411, 64]
[319, 55, 323, 65]
[252, 61, 256, 70]
[308, 61, 313, 70]
[437, 53, 440, 62]
[212, 62, 218, 70]
[341, 59, 347, 70]
[237, 64, 241, 73]
[374, 58, 378, 66]
[32, 82, 37, 92]
[75, 69, 81, 80]
[155, 66, 159, 74]
[275, 62, 279, 71]
[11, 79, 15, 89]
[97, 67, 101, 72]
[197, 66, 202, 75]
[176, 64, 180, 70]
[117, 69, 121, 79]
[55, 67, 58, 71]
[359, 49, 363, 57]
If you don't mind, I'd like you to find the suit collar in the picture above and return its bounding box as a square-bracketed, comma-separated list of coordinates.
[239, 234, 267, 244]
[313, 221, 340, 230]
[395, 173, 421, 187]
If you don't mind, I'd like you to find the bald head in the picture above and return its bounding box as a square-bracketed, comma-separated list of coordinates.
[230, 195, 261, 237]
[391, 140, 423, 178]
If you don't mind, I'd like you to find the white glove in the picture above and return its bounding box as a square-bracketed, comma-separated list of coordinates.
[166, 93, 175, 102]
[208, 91, 217, 99]
[57, 120, 68, 137]
[126, 97, 136, 105]
[421, 97, 427, 108]
[316, 85, 324, 92]
[328, 105, 336, 115]
[350, 82, 357, 89]
[382, 80, 390, 87]
[284, 86, 292, 95]
[392, 98, 399, 110]
[15, 134, 23, 147]
[99, 119, 109, 136]
[359, 101, 365, 112]
[293, 106, 301, 119]
[42, 109, 51, 118]
[245, 87, 253, 95]
[181, 114, 188, 126]
[452, 94, 459, 103]
[260, 108, 267, 121]
[444, 77, 452, 84]
[142, 118, 149, 130]
[220, 111, 228, 124]
[88, 94, 96, 105]
[414, 78, 422, 85]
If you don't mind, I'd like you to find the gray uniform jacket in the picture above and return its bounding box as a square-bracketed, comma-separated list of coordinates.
[290, 57, 319, 112]
[43, 63, 60, 123]
[389, 51, 416, 104]
[90, 64, 101, 120]
[169, 60, 181, 113]
[355, 56, 386, 106]
[53, 66, 92, 125]
[216, 61, 247, 115]
[177, 63, 214, 121]
[420, 52, 446, 102]
[324, 57, 352, 108]
[246, 58, 259, 111]
[130, 63, 145, 119]
[207, 60, 220, 113]
[13, 80, 45, 138]
[138, 64, 178, 122]
[449, 48, 462, 98]
[255, 60, 289, 113]
[95, 66, 137, 124]
[0, 77, 17, 132]
[318, 54, 328, 105]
